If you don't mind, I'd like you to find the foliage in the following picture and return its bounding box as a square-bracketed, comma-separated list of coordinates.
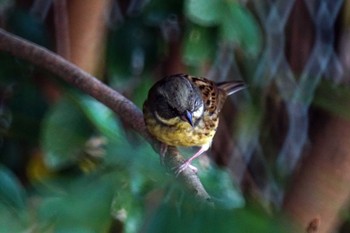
[185, 0, 261, 56]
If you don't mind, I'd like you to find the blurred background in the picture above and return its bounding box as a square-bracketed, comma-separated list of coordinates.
[0, 0, 349, 232]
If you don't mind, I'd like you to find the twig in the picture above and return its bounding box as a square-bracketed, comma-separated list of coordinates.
[0, 28, 212, 204]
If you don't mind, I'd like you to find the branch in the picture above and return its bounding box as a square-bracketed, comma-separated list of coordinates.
[0, 28, 212, 204]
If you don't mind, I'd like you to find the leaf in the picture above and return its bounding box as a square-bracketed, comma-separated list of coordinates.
[38, 175, 114, 232]
[221, 3, 262, 55]
[112, 189, 144, 233]
[185, 0, 224, 26]
[8, 9, 49, 47]
[0, 165, 26, 209]
[143, 0, 183, 26]
[143, 199, 287, 233]
[107, 18, 159, 81]
[314, 80, 350, 119]
[132, 77, 153, 108]
[73, 93, 124, 141]
[41, 95, 93, 169]
[200, 167, 244, 209]
[185, 0, 262, 56]
[0, 202, 27, 233]
[183, 25, 216, 66]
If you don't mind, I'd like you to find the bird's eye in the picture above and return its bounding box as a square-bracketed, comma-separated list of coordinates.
[157, 102, 178, 119]
[168, 105, 178, 115]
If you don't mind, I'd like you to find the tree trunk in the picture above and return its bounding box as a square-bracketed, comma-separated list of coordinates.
[283, 113, 350, 233]
[67, 0, 111, 77]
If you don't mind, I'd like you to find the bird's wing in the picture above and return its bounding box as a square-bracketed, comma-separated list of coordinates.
[188, 76, 221, 115]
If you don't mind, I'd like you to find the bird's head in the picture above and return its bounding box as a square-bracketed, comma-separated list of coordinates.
[147, 74, 204, 127]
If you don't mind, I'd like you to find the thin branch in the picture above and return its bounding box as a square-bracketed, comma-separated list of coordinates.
[0, 28, 212, 204]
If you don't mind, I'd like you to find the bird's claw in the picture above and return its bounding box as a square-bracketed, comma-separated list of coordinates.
[174, 160, 198, 176]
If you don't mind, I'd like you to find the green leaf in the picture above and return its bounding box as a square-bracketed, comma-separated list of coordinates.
[185, 0, 224, 26]
[221, 3, 262, 55]
[112, 188, 144, 233]
[185, 0, 262, 56]
[314, 80, 350, 119]
[143, 0, 183, 26]
[107, 18, 159, 81]
[0, 165, 26, 209]
[144, 199, 287, 233]
[73, 93, 124, 141]
[132, 77, 153, 108]
[8, 9, 49, 47]
[38, 175, 114, 232]
[41, 95, 93, 169]
[0, 202, 27, 233]
[183, 25, 216, 66]
[200, 167, 244, 209]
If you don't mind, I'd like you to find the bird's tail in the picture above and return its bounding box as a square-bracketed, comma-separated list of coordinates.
[217, 80, 246, 96]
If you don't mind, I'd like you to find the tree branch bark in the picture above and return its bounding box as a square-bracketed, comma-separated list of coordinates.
[283, 114, 350, 233]
[0, 28, 212, 204]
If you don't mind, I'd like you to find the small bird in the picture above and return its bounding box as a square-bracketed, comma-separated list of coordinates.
[143, 73, 245, 174]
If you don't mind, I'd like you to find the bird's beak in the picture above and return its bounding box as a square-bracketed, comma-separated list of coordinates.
[181, 110, 194, 127]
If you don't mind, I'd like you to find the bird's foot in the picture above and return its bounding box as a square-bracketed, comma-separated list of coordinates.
[175, 160, 198, 176]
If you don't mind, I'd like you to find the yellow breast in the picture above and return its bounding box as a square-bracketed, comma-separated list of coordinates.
[145, 111, 218, 147]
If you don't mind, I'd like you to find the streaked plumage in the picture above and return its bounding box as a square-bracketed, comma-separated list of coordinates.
[143, 73, 245, 174]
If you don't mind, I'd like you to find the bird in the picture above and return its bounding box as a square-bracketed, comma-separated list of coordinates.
[143, 73, 246, 175]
